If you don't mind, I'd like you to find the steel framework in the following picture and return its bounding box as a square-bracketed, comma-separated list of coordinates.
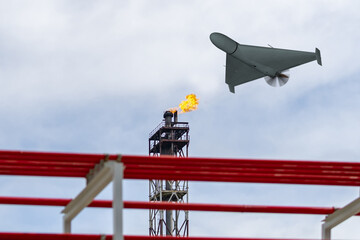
[0, 233, 326, 240]
[3, 196, 360, 215]
[1, 150, 360, 239]
[148, 111, 189, 236]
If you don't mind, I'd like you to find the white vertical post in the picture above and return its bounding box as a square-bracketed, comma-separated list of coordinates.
[63, 219, 71, 233]
[113, 162, 124, 240]
[322, 223, 331, 240]
[321, 197, 360, 240]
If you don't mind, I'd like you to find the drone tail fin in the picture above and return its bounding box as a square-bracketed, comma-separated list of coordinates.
[228, 84, 235, 93]
[315, 48, 322, 66]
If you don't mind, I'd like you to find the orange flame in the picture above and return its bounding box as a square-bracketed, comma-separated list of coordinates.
[169, 94, 199, 114]
[169, 108, 178, 114]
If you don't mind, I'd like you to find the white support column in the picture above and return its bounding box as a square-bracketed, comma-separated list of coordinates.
[62, 161, 115, 233]
[113, 162, 124, 240]
[63, 218, 71, 233]
[322, 224, 331, 240]
[322, 197, 360, 240]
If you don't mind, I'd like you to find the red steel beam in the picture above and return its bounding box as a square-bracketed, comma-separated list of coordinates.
[0, 150, 113, 159]
[126, 167, 360, 181]
[124, 169, 360, 182]
[1, 152, 360, 186]
[123, 169, 360, 182]
[1, 165, 359, 184]
[0, 197, 110, 208]
[126, 236, 319, 240]
[1, 151, 359, 170]
[124, 201, 343, 215]
[0, 170, 85, 178]
[3, 162, 360, 178]
[0, 156, 101, 162]
[0, 160, 95, 167]
[1, 169, 359, 186]
[2, 197, 358, 216]
[124, 163, 360, 177]
[0, 232, 112, 240]
[121, 155, 360, 169]
[0, 150, 118, 162]
[2, 151, 360, 170]
[124, 173, 360, 186]
[0, 233, 321, 240]
[0, 165, 90, 172]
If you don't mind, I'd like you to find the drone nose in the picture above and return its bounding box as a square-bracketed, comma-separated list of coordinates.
[210, 32, 237, 54]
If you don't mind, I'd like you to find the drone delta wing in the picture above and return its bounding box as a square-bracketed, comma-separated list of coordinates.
[235, 44, 320, 73]
[225, 54, 264, 93]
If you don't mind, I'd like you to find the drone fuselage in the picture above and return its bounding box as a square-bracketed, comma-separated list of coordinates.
[210, 33, 277, 78]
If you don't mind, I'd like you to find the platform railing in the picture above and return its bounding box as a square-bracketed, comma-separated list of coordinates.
[149, 121, 189, 139]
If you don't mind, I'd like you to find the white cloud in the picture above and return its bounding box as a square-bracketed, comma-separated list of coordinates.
[0, 0, 360, 238]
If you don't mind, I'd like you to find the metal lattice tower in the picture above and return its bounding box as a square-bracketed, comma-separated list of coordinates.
[148, 111, 189, 236]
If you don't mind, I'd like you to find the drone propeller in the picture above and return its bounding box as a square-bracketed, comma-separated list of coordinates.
[265, 70, 290, 87]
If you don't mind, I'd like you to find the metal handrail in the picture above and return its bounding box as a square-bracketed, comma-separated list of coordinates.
[149, 121, 165, 138]
[149, 122, 189, 138]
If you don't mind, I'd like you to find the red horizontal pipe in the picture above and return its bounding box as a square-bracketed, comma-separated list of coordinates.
[0, 151, 358, 171]
[126, 236, 319, 240]
[0, 165, 90, 172]
[125, 201, 342, 215]
[2, 158, 359, 176]
[0, 151, 108, 159]
[0, 170, 85, 178]
[125, 171, 360, 183]
[2, 151, 360, 170]
[124, 164, 360, 178]
[0, 150, 116, 159]
[0, 150, 119, 162]
[133, 166, 360, 178]
[125, 162, 360, 173]
[0, 197, 111, 208]
[3, 162, 360, 179]
[0, 233, 321, 240]
[2, 197, 358, 216]
[125, 173, 360, 186]
[0, 197, 73, 206]
[124, 160, 360, 173]
[0, 232, 112, 240]
[123, 160, 357, 172]
[1, 152, 360, 186]
[0, 160, 95, 167]
[0, 168, 88, 174]
[124, 160, 360, 171]
[1, 170, 359, 186]
[2, 165, 359, 182]
[0, 155, 102, 161]
[122, 155, 360, 169]
[127, 236, 319, 240]
[124, 169, 360, 182]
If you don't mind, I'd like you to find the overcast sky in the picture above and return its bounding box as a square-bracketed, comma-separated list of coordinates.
[1, 0, 360, 239]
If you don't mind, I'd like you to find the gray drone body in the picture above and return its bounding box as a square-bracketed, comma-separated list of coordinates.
[210, 32, 322, 93]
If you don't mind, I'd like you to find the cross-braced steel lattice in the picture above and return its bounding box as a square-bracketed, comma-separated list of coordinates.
[148, 111, 189, 236]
